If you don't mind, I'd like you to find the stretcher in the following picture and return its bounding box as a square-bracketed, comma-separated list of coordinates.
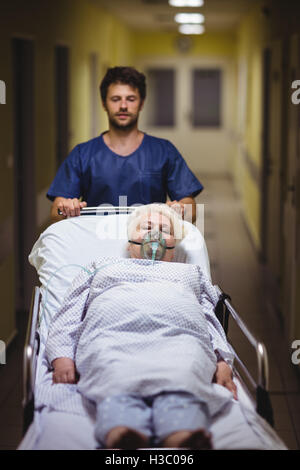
[18, 207, 287, 450]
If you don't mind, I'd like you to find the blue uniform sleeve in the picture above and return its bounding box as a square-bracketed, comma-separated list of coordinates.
[166, 141, 204, 201]
[46, 145, 82, 201]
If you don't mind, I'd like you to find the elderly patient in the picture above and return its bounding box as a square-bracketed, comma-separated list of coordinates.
[46, 204, 237, 449]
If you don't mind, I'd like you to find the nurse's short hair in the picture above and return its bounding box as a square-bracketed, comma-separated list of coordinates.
[127, 203, 186, 245]
[100, 66, 146, 103]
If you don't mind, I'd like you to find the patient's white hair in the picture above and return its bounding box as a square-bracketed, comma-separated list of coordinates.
[127, 203, 186, 245]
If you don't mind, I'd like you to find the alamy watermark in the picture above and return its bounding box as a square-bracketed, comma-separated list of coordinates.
[0, 80, 6, 104]
[291, 80, 300, 104]
[91, 198, 205, 241]
[291, 340, 300, 365]
[0, 340, 6, 364]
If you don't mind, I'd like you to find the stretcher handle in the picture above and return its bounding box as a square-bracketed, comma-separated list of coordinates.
[215, 285, 269, 391]
[58, 206, 137, 216]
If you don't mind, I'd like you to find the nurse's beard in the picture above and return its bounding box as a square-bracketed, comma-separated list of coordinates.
[109, 114, 139, 131]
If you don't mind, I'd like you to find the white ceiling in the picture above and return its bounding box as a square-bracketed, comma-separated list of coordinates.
[94, 0, 258, 32]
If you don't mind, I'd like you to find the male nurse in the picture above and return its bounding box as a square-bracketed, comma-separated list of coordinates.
[48, 66, 203, 223]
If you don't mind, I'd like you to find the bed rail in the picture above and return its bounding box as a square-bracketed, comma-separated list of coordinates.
[22, 287, 41, 434]
[214, 285, 274, 427]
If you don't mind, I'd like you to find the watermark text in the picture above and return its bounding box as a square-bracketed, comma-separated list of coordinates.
[291, 340, 300, 365]
[0, 80, 6, 104]
[291, 80, 300, 105]
[0, 340, 6, 364]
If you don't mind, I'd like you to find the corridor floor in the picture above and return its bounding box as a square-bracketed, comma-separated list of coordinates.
[0, 175, 299, 449]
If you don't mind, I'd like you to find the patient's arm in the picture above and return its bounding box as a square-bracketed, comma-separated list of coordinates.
[213, 360, 238, 400]
[52, 357, 79, 384]
[46, 261, 97, 367]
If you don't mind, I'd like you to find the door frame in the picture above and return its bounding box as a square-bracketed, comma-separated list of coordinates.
[283, 33, 300, 341]
[55, 44, 70, 168]
[260, 46, 271, 263]
[12, 37, 37, 312]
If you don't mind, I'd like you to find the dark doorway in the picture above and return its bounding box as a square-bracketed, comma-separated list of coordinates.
[146, 68, 175, 127]
[192, 68, 222, 127]
[55, 45, 70, 167]
[12, 38, 37, 312]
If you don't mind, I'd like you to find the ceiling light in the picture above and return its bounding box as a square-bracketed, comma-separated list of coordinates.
[178, 24, 205, 34]
[169, 0, 204, 6]
[174, 13, 205, 24]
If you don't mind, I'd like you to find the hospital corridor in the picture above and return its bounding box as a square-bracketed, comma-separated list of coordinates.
[0, 0, 300, 451]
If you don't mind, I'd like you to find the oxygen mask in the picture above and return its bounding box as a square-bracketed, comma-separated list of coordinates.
[129, 229, 175, 263]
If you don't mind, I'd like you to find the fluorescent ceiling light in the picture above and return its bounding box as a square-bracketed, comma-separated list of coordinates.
[175, 13, 205, 24]
[169, 0, 204, 6]
[178, 24, 205, 34]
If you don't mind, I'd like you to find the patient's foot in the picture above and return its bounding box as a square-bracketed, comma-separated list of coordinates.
[162, 429, 212, 449]
[106, 426, 149, 449]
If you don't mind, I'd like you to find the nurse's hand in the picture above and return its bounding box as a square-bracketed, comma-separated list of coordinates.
[167, 196, 196, 223]
[166, 200, 185, 217]
[52, 197, 87, 221]
[52, 357, 79, 384]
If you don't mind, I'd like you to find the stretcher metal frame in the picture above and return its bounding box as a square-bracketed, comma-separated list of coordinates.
[22, 206, 274, 436]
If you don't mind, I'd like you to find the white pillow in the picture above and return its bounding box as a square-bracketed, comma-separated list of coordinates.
[29, 215, 211, 334]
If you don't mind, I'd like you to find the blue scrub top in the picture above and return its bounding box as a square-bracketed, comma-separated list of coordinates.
[47, 133, 203, 206]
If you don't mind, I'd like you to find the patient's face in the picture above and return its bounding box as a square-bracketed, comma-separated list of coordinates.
[128, 212, 175, 262]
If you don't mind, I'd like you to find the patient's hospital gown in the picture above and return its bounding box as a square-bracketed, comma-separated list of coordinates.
[45, 257, 234, 417]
